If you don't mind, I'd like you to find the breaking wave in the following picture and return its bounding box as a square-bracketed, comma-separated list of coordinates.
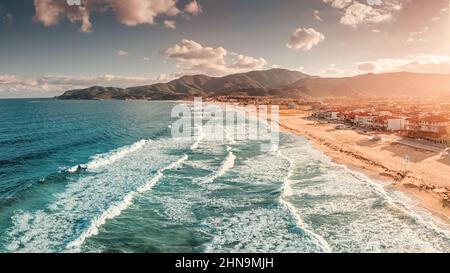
[68, 139, 148, 173]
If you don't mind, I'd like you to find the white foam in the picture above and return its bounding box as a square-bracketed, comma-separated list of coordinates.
[343, 166, 450, 242]
[203, 208, 327, 253]
[68, 139, 148, 172]
[224, 126, 236, 145]
[277, 150, 333, 253]
[190, 127, 205, 150]
[66, 154, 188, 250]
[279, 140, 450, 252]
[6, 136, 192, 253]
[202, 146, 236, 184]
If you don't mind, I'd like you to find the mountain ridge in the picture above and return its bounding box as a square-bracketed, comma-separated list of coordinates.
[58, 69, 450, 100]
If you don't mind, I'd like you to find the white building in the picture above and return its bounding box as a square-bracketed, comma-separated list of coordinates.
[386, 118, 406, 131]
[329, 112, 340, 120]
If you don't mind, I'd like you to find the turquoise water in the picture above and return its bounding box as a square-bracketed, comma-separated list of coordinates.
[0, 99, 449, 253]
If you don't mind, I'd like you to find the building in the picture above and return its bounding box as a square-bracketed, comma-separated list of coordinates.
[312, 109, 340, 120]
[403, 115, 450, 143]
[354, 113, 376, 128]
[373, 116, 405, 131]
[386, 118, 406, 131]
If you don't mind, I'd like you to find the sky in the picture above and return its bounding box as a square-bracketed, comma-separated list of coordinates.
[0, 0, 449, 97]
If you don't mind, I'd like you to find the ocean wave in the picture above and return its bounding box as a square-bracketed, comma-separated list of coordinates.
[203, 208, 328, 253]
[277, 150, 332, 253]
[67, 139, 148, 173]
[66, 154, 188, 250]
[201, 146, 236, 184]
[343, 166, 450, 243]
[6, 136, 192, 253]
[278, 140, 450, 252]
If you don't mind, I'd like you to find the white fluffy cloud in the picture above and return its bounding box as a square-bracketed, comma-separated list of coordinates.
[32, 0, 199, 32]
[185, 0, 202, 15]
[164, 39, 267, 76]
[229, 54, 268, 70]
[110, 0, 179, 26]
[340, 2, 391, 26]
[323, 0, 404, 27]
[165, 39, 227, 65]
[0, 74, 156, 97]
[286, 27, 325, 50]
[33, 0, 93, 32]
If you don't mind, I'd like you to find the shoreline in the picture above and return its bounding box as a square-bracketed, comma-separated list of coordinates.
[192, 100, 450, 223]
[209, 101, 450, 223]
[275, 108, 450, 222]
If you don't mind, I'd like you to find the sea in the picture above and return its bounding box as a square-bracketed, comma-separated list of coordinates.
[0, 98, 449, 253]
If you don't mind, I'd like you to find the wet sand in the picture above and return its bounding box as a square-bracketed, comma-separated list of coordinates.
[276, 108, 450, 221]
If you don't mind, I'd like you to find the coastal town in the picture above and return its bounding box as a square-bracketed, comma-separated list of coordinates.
[311, 100, 450, 146]
[213, 96, 450, 148]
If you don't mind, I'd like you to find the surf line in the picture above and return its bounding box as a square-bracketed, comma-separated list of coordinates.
[202, 146, 236, 185]
[277, 150, 332, 253]
[68, 139, 149, 173]
[344, 165, 450, 241]
[201, 128, 237, 184]
[66, 154, 189, 250]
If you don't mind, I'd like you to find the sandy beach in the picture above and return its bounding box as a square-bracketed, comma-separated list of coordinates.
[274, 107, 450, 221]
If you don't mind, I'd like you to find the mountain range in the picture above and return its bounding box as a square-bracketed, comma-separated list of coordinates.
[58, 69, 450, 100]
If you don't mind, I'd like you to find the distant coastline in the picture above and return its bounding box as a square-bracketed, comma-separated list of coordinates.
[56, 69, 450, 101]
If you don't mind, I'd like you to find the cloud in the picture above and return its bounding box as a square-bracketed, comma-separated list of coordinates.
[33, 0, 92, 32]
[357, 62, 377, 72]
[323, 0, 353, 9]
[313, 10, 323, 21]
[157, 72, 184, 82]
[110, 0, 179, 26]
[165, 39, 227, 66]
[164, 39, 267, 76]
[323, 0, 404, 27]
[340, 2, 392, 26]
[164, 20, 176, 30]
[229, 54, 267, 70]
[185, 0, 202, 15]
[116, 50, 129, 56]
[355, 55, 450, 74]
[0, 74, 156, 97]
[319, 65, 346, 76]
[286, 27, 325, 50]
[32, 0, 199, 32]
